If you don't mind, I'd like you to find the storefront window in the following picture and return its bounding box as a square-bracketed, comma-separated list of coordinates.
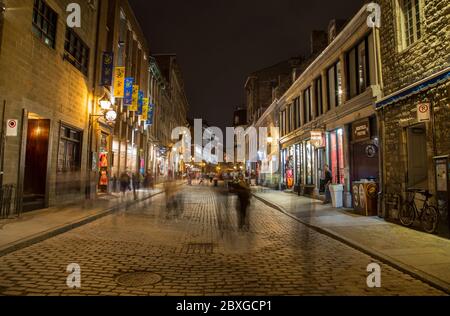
[330, 129, 345, 184]
[306, 141, 314, 185]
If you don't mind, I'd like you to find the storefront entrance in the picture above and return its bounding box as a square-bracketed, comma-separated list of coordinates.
[23, 117, 50, 212]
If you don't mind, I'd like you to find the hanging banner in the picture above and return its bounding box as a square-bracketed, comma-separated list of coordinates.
[142, 98, 149, 121]
[146, 103, 154, 125]
[123, 77, 134, 106]
[130, 85, 139, 111]
[138, 91, 144, 115]
[100, 52, 114, 86]
[113, 67, 125, 98]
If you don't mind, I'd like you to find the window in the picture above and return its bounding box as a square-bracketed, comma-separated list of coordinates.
[303, 87, 312, 124]
[57, 125, 82, 173]
[346, 34, 373, 99]
[64, 28, 90, 75]
[32, 0, 57, 48]
[294, 97, 301, 129]
[327, 62, 343, 109]
[399, 0, 422, 48]
[315, 77, 323, 117]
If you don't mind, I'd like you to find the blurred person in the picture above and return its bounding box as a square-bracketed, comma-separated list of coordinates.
[323, 164, 333, 205]
[119, 171, 130, 196]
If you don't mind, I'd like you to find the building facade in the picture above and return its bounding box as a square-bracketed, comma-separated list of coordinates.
[0, 0, 99, 211]
[0, 0, 189, 214]
[376, 0, 450, 234]
[253, 5, 383, 215]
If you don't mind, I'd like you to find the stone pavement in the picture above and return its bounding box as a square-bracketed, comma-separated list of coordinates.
[0, 185, 166, 256]
[252, 188, 450, 293]
[0, 185, 445, 296]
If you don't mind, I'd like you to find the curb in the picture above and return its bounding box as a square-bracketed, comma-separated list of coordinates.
[0, 189, 164, 257]
[252, 193, 450, 295]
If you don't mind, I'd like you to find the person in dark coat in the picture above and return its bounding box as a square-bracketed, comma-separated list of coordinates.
[323, 164, 333, 204]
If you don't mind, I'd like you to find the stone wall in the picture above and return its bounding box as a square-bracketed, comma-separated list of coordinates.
[0, 0, 97, 207]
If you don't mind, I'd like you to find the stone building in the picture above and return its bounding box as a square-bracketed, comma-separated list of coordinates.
[375, 0, 450, 234]
[0, 0, 99, 211]
[0, 0, 189, 214]
[91, 0, 151, 196]
[152, 54, 189, 179]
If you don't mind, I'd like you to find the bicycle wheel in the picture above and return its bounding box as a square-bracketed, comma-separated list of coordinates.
[399, 202, 415, 227]
[422, 205, 439, 234]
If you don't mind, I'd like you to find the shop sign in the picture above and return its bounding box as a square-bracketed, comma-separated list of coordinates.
[352, 119, 370, 142]
[417, 103, 430, 122]
[310, 131, 325, 148]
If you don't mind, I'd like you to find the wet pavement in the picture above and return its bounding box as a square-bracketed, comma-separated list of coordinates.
[0, 184, 445, 296]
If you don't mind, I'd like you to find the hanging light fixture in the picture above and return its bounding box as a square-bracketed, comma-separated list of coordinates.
[99, 93, 112, 110]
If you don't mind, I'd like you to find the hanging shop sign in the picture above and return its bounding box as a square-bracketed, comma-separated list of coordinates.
[352, 119, 370, 142]
[141, 98, 149, 121]
[113, 67, 125, 98]
[130, 85, 139, 111]
[137, 91, 144, 115]
[417, 103, 431, 122]
[123, 77, 134, 105]
[100, 52, 114, 86]
[310, 131, 325, 148]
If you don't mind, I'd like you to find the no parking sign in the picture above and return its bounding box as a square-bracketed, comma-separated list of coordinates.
[6, 119, 18, 136]
[417, 103, 430, 122]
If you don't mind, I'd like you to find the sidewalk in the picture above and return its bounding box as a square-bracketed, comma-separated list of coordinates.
[252, 187, 450, 294]
[0, 184, 169, 257]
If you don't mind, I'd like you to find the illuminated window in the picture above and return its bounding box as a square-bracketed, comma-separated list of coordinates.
[32, 0, 57, 48]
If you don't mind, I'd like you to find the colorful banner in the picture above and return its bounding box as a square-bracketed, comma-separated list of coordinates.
[138, 91, 144, 115]
[100, 52, 114, 86]
[146, 103, 154, 125]
[123, 77, 134, 105]
[141, 98, 149, 121]
[130, 85, 139, 111]
[113, 67, 125, 98]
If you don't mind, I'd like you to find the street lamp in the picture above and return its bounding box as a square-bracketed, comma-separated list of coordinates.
[267, 136, 273, 143]
[0, 2, 6, 13]
[99, 93, 112, 110]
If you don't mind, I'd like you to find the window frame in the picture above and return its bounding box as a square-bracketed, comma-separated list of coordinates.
[32, 0, 58, 49]
[64, 27, 90, 76]
[397, 0, 424, 51]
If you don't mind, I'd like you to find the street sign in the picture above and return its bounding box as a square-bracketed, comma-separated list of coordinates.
[6, 119, 18, 136]
[417, 103, 430, 122]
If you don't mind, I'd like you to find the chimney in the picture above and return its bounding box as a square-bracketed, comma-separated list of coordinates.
[310, 30, 328, 55]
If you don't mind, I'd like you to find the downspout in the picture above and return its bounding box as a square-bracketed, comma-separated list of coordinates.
[86, 0, 103, 198]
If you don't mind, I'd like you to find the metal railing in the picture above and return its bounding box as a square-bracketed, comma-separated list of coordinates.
[0, 184, 16, 219]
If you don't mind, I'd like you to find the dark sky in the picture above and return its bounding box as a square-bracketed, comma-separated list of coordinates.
[129, 0, 366, 129]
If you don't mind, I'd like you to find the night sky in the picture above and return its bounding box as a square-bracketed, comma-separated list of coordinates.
[129, 0, 366, 129]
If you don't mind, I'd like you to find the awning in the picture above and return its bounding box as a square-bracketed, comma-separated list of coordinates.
[376, 68, 450, 109]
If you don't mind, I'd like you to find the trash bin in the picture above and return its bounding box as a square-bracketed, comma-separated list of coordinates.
[329, 184, 344, 208]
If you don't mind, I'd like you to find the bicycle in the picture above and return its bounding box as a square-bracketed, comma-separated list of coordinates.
[399, 188, 439, 233]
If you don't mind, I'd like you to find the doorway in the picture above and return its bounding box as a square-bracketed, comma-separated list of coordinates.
[23, 118, 50, 212]
[407, 124, 428, 189]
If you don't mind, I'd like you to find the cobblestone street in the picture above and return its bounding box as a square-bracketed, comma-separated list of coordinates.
[0, 185, 445, 296]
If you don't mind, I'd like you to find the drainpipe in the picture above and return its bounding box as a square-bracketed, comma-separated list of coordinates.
[86, 0, 103, 199]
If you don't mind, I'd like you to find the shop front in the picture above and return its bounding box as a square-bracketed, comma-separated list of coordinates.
[98, 131, 111, 193]
[349, 117, 380, 216]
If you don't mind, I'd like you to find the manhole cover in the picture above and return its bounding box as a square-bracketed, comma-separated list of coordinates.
[116, 272, 162, 287]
